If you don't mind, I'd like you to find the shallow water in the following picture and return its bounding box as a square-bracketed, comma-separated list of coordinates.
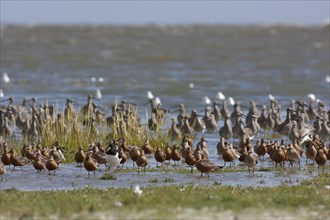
[1, 24, 329, 107]
[0, 154, 326, 191]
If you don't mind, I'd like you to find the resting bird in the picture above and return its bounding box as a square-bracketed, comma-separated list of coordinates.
[195, 154, 223, 178]
[105, 143, 122, 171]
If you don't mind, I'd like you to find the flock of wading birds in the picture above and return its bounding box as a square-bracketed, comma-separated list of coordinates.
[0, 92, 330, 180]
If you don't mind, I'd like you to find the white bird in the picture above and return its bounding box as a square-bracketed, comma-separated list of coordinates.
[218, 91, 226, 100]
[228, 97, 235, 106]
[155, 97, 161, 106]
[98, 77, 104, 82]
[3, 72, 10, 84]
[203, 96, 211, 105]
[91, 77, 96, 82]
[0, 89, 4, 98]
[326, 75, 330, 83]
[268, 94, 275, 101]
[307, 93, 316, 101]
[134, 185, 143, 195]
[298, 134, 312, 146]
[189, 82, 195, 89]
[105, 145, 122, 170]
[105, 152, 122, 170]
[147, 91, 154, 100]
[95, 88, 102, 99]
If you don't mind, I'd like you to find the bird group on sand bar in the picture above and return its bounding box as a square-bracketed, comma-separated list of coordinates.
[0, 92, 329, 180]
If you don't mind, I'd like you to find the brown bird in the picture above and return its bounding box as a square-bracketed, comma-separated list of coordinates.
[315, 149, 327, 171]
[119, 138, 130, 153]
[254, 139, 267, 160]
[270, 146, 286, 168]
[0, 163, 6, 181]
[171, 145, 182, 165]
[164, 144, 172, 163]
[244, 138, 254, 152]
[74, 146, 86, 167]
[1, 145, 12, 167]
[184, 147, 196, 172]
[32, 154, 46, 172]
[222, 144, 240, 167]
[193, 144, 208, 161]
[238, 146, 249, 163]
[96, 142, 106, 153]
[286, 144, 301, 169]
[41, 146, 49, 158]
[25, 145, 37, 162]
[49, 146, 65, 165]
[305, 144, 317, 164]
[216, 137, 226, 156]
[244, 149, 258, 174]
[21, 144, 30, 157]
[45, 155, 58, 175]
[84, 152, 98, 178]
[142, 139, 153, 156]
[154, 147, 165, 167]
[136, 150, 148, 172]
[118, 147, 127, 167]
[168, 118, 182, 141]
[195, 157, 222, 178]
[266, 141, 276, 157]
[9, 149, 25, 170]
[219, 116, 233, 140]
[181, 116, 194, 136]
[92, 146, 108, 168]
[181, 134, 193, 147]
[181, 140, 190, 161]
[130, 146, 141, 167]
[292, 140, 303, 157]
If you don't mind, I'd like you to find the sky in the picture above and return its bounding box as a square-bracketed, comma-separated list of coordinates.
[0, 1, 329, 25]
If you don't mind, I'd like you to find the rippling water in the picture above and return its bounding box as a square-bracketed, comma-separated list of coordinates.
[1, 24, 329, 117]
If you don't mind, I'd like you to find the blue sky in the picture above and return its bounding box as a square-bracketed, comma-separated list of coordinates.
[1, 1, 329, 25]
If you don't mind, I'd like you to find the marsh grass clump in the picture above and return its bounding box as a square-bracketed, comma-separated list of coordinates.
[164, 177, 175, 182]
[213, 181, 222, 186]
[100, 173, 117, 180]
[6, 99, 178, 163]
[148, 178, 158, 183]
[258, 167, 272, 172]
